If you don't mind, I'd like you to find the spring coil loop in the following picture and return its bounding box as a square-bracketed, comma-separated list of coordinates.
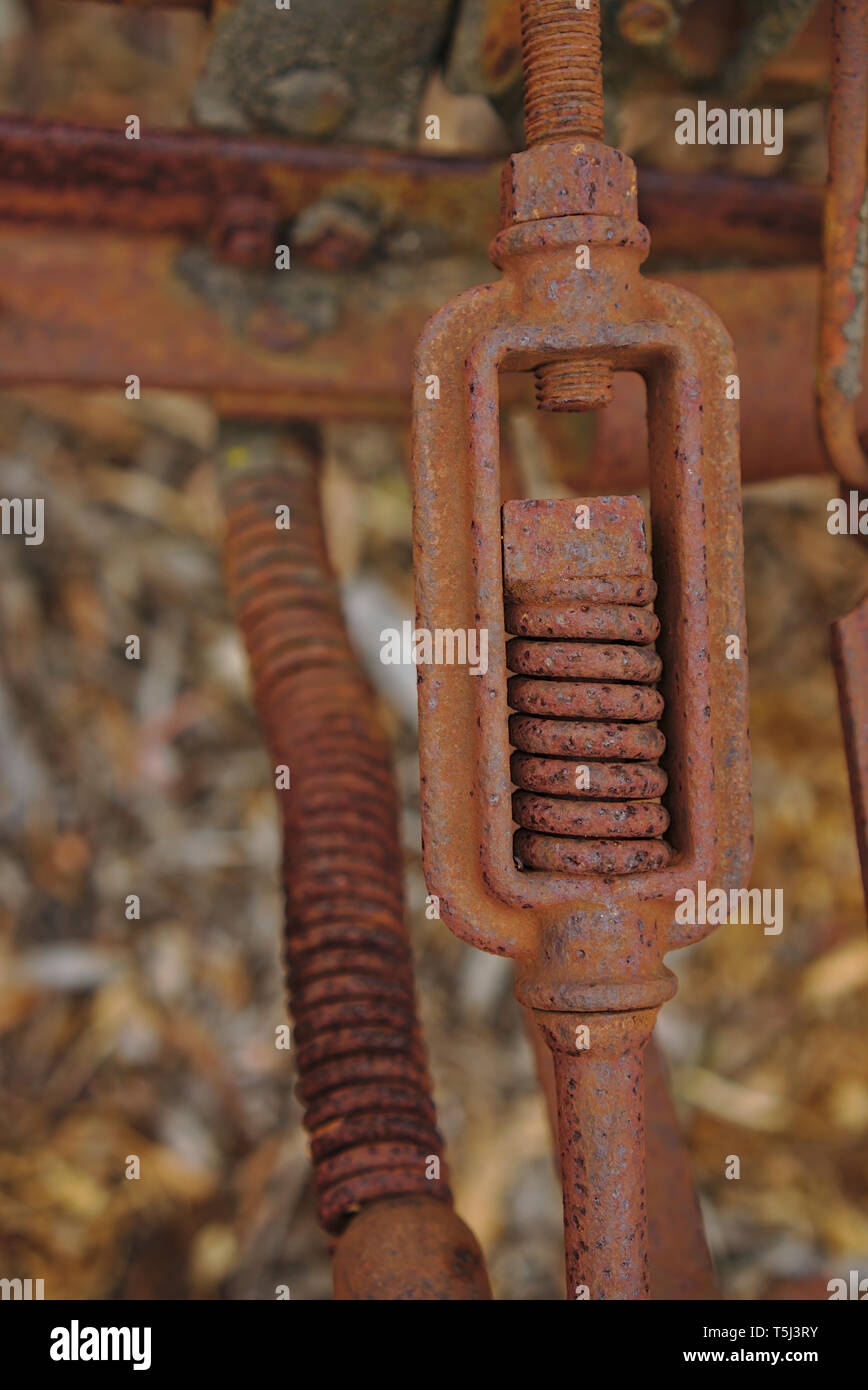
[222, 442, 450, 1234]
[505, 579, 672, 875]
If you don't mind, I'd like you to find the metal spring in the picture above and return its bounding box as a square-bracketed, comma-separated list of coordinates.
[222, 444, 450, 1234]
[505, 579, 672, 874]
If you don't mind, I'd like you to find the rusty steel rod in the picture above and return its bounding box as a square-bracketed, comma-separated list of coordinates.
[536, 1009, 658, 1299]
[526, 1019, 719, 1298]
[521, 0, 604, 145]
[817, 0, 868, 490]
[522, 0, 612, 410]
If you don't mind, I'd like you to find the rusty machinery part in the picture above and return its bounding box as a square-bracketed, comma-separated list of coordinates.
[331, 1195, 492, 1300]
[521, 0, 604, 145]
[0, 115, 826, 266]
[817, 0, 868, 493]
[521, 0, 611, 411]
[832, 594, 868, 918]
[412, 0, 751, 1298]
[219, 429, 481, 1284]
[536, 1008, 658, 1299]
[525, 1019, 718, 1297]
[504, 497, 671, 876]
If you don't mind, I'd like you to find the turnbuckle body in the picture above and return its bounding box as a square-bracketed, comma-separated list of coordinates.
[411, 4, 753, 1298]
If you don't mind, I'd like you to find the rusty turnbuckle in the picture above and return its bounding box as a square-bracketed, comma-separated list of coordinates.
[412, 0, 752, 1298]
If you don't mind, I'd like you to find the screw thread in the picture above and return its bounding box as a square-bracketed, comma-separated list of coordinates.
[535, 359, 613, 411]
[521, 0, 604, 146]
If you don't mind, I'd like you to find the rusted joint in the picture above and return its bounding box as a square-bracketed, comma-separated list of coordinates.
[412, 0, 751, 1299]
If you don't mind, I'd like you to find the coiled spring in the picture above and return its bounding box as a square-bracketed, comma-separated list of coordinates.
[503, 497, 672, 875]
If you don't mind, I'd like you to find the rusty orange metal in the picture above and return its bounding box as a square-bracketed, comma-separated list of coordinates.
[0, 115, 824, 265]
[220, 428, 489, 1297]
[412, 0, 751, 1298]
[817, 0, 868, 490]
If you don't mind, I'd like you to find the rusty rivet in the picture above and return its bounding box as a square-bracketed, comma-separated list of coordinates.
[616, 0, 680, 46]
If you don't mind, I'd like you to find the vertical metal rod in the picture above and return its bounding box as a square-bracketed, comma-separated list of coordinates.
[527, 1013, 719, 1297]
[536, 1009, 658, 1299]
[817, 0, 868, 488]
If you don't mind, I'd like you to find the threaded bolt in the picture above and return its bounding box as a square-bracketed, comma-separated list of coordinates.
[520, 1, 612, 411]
[535, 359, 613, 412]
[521, 0, 604, 146]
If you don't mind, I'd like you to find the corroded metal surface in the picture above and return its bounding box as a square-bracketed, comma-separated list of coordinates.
[220, 429, 472, 1271]
[525, 1021, 719, 1298]
[817, 0, 868, 490]
[332, 1195, 492, 1300]
[412, 0, 752, 1298]
[0, 116, 824, 265]
[505, 498, 671, 876]
[0, 225, 850, 487]
[536, 1008, 658, 1299]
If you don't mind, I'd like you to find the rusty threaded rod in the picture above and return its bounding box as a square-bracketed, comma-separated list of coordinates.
[220, 428, 453, 1236]
[521, 0, 612, 411]
[521, 0, 605, 146]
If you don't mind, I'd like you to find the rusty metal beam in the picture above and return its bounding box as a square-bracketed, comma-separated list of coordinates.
[0, 223, 848, 486]
[0, 115, 823, 267]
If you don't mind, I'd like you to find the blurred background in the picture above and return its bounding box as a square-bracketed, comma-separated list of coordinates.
[0, 0, 867, 1300]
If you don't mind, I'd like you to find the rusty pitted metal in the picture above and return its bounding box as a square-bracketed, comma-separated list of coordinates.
[412, 0, 752, 1298]
[818, 0, 868, 492]
[821, 3, 868, 922]
[219, 428, 490, 1298]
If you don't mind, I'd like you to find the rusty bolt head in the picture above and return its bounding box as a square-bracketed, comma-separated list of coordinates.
[616, 0, 680, 46]
[211, 196, 278, 268]
[292, 198, 379, 272]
